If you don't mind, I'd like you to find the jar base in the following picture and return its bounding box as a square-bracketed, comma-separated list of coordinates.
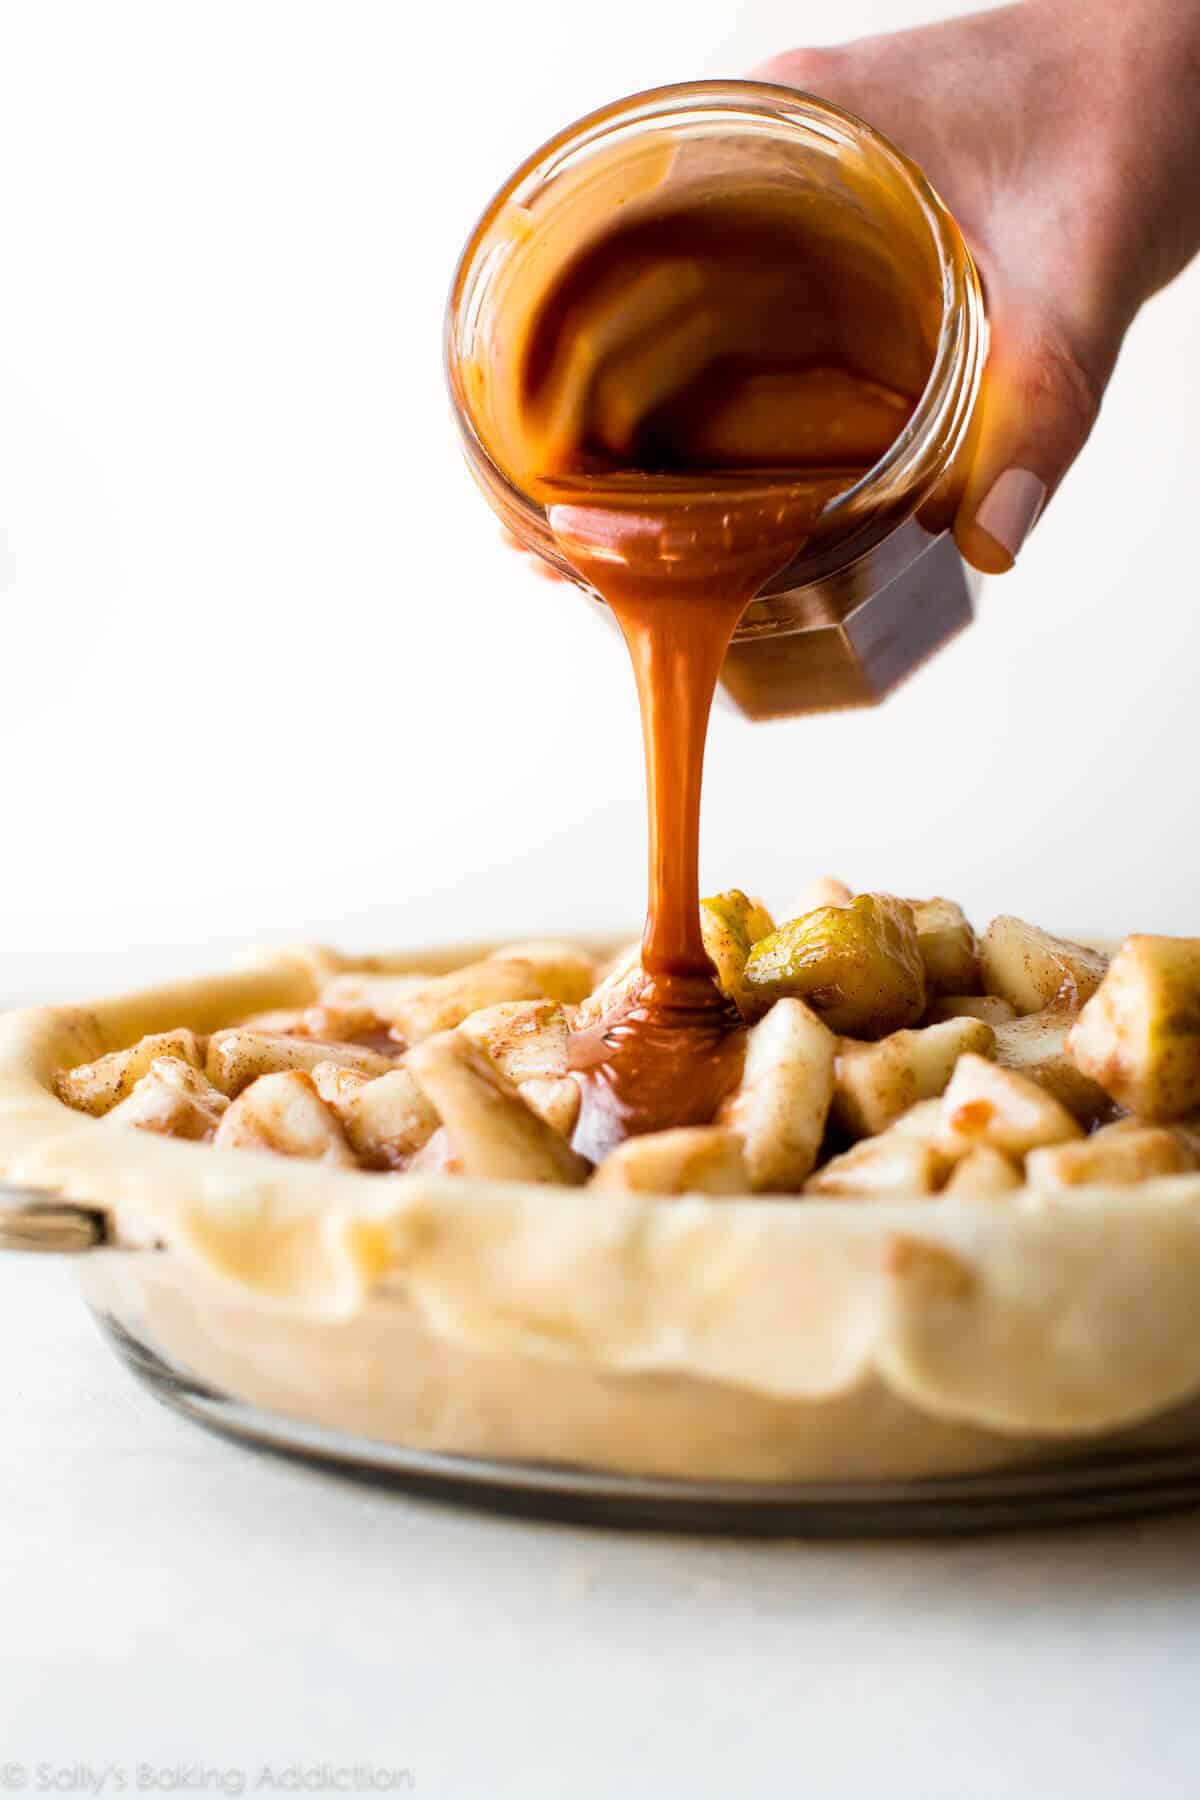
[717, 526, 980, 719]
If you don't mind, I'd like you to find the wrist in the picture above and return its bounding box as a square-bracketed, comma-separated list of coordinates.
[1043, 0, 1200, 303]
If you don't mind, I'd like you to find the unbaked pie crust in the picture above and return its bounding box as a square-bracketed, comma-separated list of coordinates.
[4, 940, 1200, 1482]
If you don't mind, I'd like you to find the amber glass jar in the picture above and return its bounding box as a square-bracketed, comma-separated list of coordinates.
[446, 81, 987, 716]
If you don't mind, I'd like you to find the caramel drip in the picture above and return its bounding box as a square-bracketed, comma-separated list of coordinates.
[552, 484, 835, 1161]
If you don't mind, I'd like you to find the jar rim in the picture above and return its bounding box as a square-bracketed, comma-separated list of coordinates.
[445, 78, 985, 568]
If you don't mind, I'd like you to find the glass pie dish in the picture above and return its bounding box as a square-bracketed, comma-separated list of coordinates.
[5, 923, 1200, 1535]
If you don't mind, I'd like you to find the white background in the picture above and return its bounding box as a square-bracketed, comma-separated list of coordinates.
[3, 3, 1200, 1789]
[0, 0, 1196, 1007]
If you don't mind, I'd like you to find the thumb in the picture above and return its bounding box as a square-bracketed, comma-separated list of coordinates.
[954, 305, 1110, 574]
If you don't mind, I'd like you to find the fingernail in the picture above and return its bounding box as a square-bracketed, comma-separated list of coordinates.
[973, 469, 1046, 562]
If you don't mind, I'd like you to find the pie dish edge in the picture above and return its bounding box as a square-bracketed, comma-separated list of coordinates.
[4, 943, 1200, 1475]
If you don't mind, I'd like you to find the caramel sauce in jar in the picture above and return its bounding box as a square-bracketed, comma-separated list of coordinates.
[446, 83, 985, 1158]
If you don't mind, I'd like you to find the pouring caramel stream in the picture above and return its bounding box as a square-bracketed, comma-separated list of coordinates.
[484, 194, 923, 1160]
[550, 479, 848, 1160]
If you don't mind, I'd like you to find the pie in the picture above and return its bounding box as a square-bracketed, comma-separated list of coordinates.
[5, 888, 1200, 1482]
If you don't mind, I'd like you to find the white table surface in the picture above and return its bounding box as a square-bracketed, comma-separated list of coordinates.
[3, 1254, 1198, 1797]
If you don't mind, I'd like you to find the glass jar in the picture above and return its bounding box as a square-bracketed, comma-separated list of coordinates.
[445, 80, 987, 717]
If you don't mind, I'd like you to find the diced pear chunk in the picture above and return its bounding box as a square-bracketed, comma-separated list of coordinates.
[457, 1000, 577, 1135]
[309, 1063, 369, 1108]
[206, 1030, 396, 1098]
[519, 1074, 582, 1139]
[833, 1017, 995, 1139]
[1067, 935, 1200, 1121]
[991, 1009, 1109, 1123]
[245, 1000, 387, 1042]
[887, 1098, 946, 1140]
[1026, 1120, 1198, 1190]
[239, 1009, 310, 1034]
[300, 1000, 387, 1042]
[717, 997, 835, 1191]
[745, 897, 776, 941]
[930, 995, 1018, 1028]
[979, 916, 1108, 1014]
[943, 1147, 1023, 1197]
[702, 889, 774, 946]
[910, 898, 980, 997]
[571, 944, 643, 1032]
[311, 1063, 438, 1169]
[213, 1071, 356, 1165]
[487, 941, 596, 1005]
[55, 1031, 205, 1117]
[805, 1134, 945, 1199]
[589, 1127, 749, 1196]
[935, 1054, 1082, 1158]
[699, 889, 775, 1009]
[316, 973, 426, 1030]
[107, 1058, 229, 1141]
[405, 1032, 589, 1185]
[387, 959, 548, 1042]
[697, 898, 748, 1003]
[742, 894, 925, 1037]
[459, 1000, 570, 1085]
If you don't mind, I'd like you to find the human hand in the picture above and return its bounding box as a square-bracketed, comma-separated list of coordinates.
[758, 0, 1200, 572]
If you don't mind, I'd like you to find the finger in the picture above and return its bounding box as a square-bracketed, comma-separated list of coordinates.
[954, 306, 1107, 574]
